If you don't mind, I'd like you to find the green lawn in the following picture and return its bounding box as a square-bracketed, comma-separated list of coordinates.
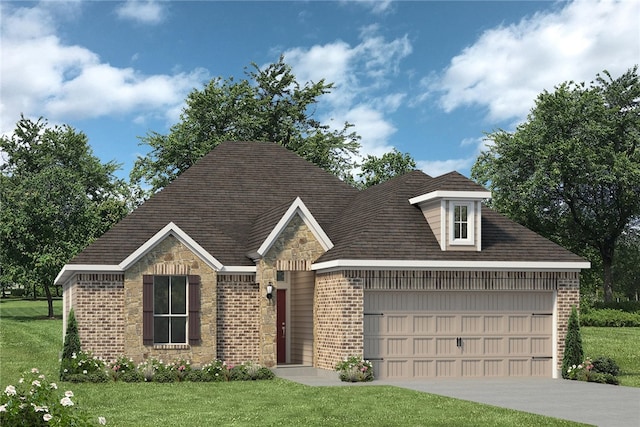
[582, 326, 640, 387]
[3, 299, 635, 426]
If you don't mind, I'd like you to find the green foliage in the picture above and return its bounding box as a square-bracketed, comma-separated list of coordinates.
[472, 66, 640, 302]
[60, 351, 106, 383]
[0, 116, 130, 317]
[61, 309, 81, 361]
[566, 357, 621, 385]
[131, 56, 361, 193]
[580, 308, 640, 327]
[592, 300, 640, 312]
[591, 356, 621, 376]
[0, 368, 105, 426]
[357, 148, 417, 189]
[335, 355, 374, 382]
[561, 306, 584, 378]
[228, 361, 274, 381]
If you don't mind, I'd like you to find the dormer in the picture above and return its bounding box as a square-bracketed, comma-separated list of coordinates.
[409, 189, 491, 252]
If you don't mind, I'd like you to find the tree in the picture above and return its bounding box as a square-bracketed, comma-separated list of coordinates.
[613, 221, 640, 300]
[356, 148, 416, 189]
[561, 306, 584, 378]
[0, 117, 129, 317]
[131, 56, 361, 193]
[60, 308, 81, 380]
[472, 67, 640, 302]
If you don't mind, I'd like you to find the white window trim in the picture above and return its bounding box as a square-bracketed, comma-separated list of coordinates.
[449, 201, 475, 246]
[153, 275, 188, 345]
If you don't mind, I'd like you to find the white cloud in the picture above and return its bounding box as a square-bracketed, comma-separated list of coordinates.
[429, 0, 639, 123]
[0, 3, 208, 133]
[115, 1, 166, 25]
[283, 26, 411, 158]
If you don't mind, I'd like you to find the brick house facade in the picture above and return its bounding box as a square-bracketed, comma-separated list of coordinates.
[56, 142, 588, 379]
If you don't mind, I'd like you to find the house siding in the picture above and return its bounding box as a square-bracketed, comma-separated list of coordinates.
[216, 274, 260, 364]
[123, 235, 217, 366]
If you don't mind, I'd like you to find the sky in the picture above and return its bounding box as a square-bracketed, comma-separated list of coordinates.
[1, 0, 638, 181]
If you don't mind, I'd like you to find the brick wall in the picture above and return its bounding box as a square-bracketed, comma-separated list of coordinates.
[123, 235, 217, 366]
[556, 275, 581, 370]
[71, 274, 125, 362]
[216, 274, 260, 364]
[314, 271, 364, 370]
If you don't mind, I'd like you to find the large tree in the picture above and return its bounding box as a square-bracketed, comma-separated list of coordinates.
[357, 148, 416, 189]
[131, 56, 361, 193]
[0, 117, 129, 317]
[472, 66, 640, 302]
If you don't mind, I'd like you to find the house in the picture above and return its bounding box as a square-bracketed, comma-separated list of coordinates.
[55, 141, 589, 379]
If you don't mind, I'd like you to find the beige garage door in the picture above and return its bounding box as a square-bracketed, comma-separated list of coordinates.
[364, 291, 553, 379]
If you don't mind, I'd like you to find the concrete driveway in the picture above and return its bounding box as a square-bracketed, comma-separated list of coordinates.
[274, 367, 640, 427]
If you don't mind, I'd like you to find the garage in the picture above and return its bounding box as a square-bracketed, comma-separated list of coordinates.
[364, 291, 554, 379]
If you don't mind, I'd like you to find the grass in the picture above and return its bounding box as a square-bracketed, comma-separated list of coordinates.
[582, 326, 640, 387]
[2, 299, 634, 426]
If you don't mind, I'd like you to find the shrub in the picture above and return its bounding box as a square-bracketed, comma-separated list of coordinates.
[109, 356, 137, 381]
[588, 372, 620, 385]
[168, 359, 192, 382]
[228, 362, 273, 381]
[0, 368, 107, 426]
[60, 351, 107, 383]
[119, 370, 144, 383]
[593, 300, 640, 313]
[580, 309, 640, 327]
[336, 356, 374, 382]
[184, 369, 211, 382]
[153, 370, 178, 383]
[561, 306, 583, 379]
[60, 309, 82, 380]
[591, 356, 621, 376]
[201, 359, 230, 381]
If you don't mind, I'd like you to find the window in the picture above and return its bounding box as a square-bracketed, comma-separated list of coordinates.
[450, 202, 474, 245]
[153, 276, 187, 344]
[143, 274, 200, 346]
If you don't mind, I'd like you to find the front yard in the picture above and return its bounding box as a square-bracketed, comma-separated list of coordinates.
[3, 299, 636, 426]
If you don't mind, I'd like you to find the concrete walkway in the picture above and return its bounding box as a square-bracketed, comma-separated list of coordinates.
[273, 367, 640, 427]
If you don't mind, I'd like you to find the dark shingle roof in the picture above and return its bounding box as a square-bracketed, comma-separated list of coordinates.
[70, 141, 584, 267]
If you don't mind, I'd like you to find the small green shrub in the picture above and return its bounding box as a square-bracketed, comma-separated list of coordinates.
[201, 359, 229, 381]
[593, 300, 640, 313]
[109, 356, 138, 381]
[153, 370, 178, 383]
[60, 351, 107, 383]
[561, 306, 583, 379]
[336, 355, 374, 382]
[580, 309, 640, 327]
[119, 370, 144, 383]
[591, 356, 621, 376]
[184, 369, 211, 382]
[60, 309, 82, 380]
[228, 362, 273, 381]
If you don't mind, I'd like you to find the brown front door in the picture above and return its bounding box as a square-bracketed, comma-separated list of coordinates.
[277, 289, 286, 364]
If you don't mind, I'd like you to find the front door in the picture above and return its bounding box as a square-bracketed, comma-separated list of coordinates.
[277, 289, 287, 364]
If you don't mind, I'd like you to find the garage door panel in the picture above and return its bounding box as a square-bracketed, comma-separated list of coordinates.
[364, 291, 553, 379]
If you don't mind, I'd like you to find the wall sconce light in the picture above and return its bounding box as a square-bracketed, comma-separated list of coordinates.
[266, 282, 274, 300]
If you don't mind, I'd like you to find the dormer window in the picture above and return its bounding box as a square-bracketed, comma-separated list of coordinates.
[450, 202, 474, 245]
[409, 186, 490, 252]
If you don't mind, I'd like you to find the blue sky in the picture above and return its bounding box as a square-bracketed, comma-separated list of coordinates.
[1, 0, 638, 180]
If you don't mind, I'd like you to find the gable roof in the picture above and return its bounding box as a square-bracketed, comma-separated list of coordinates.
[62, 141, 587, 282]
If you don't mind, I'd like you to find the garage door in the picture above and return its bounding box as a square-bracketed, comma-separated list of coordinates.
[364, 291, 553, 379]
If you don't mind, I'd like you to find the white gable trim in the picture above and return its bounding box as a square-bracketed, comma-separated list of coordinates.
[257, 197, 333, 257]
[119, 222, 224, 271]
[311, 259, 590, 272]
[409, 190, 492, 205]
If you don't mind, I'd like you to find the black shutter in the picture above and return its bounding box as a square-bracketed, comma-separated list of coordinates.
[143, 275, 154, 345]
[188, 275, 201, 345]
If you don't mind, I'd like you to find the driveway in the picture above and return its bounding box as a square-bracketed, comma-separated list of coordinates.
[274, 367, 640, 427]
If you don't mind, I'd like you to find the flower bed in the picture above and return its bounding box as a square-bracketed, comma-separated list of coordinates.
[335, 356, 374, 382]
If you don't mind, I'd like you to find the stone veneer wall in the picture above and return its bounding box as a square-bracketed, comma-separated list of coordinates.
[123, 235, 217, 366]
[257, 214, 325, 367]
[314, 271, 364, 370]
[69, 274, 125, 362]
[216, 274, 260, 364]
[556, 275, 581, 370]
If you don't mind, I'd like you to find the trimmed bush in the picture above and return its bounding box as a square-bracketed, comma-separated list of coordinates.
[60, 309, 81, 380]
[580, 309, 640, 327]
[562, 306, 583, 379]
[119, 370, 144, 383]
